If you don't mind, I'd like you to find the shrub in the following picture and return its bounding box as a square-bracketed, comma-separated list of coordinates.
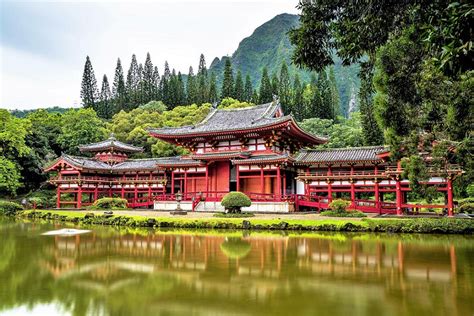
[321, 210, 367, 217]
[0, 200, 23, 216]
[221, 192, 251, 213]
[458, 203, 474, 214]
[458, 197, 474, 206]
[25, 190, 57, 208]
[329, 199, 351, 214]
[90, 197, 128, 210]
[213, 212, 255, 218]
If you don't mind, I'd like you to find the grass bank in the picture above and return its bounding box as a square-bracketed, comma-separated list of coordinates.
[13, 210, 474, 234]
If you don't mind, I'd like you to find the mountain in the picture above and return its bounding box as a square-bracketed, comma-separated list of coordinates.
[209, 13, 360, 117]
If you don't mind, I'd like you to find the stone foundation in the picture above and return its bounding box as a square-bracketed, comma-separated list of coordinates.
[154, 201, 293, 213]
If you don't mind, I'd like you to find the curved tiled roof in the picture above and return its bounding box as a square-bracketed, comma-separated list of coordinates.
[149, 101, 326, 145]
[79, 136, 143, 153]
[231, 153, 294, 165]
[295, 146, 389, 164]
[149, 102, 283, 136]
[46, 154, 201, 172]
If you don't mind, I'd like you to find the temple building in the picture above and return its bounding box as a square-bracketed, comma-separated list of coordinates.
[45, 100, 462, 215]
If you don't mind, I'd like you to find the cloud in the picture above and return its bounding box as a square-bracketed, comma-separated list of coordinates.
[0, 0, 298, 109]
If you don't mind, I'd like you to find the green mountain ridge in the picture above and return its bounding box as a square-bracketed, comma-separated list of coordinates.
[209, 13, 360, 116]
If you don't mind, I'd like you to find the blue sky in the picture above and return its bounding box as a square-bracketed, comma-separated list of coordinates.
[0, 0, 298, 110]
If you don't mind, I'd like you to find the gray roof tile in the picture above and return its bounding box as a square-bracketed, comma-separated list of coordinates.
[79, 136, 143, 153]
[295, 146, 388, 164]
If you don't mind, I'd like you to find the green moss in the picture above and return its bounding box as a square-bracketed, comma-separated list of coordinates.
[14, 210, 474, 235]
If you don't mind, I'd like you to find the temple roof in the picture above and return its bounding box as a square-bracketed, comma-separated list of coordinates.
[190, 151, 251, 160]
[295, 146, 389, 165]
[79, 135, 143, 153]
[45, 154, 201, 172]
[231, 153, 294, 165]
[149, 101, 326, 145]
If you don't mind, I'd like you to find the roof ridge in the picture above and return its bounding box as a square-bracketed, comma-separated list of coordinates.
[302, 145, 388, 152]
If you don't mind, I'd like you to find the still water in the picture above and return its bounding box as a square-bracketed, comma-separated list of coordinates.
[0, 217, 472, 316]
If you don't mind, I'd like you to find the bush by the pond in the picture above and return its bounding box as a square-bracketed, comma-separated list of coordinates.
[89, 197, 128, 210]
[321, 209, 367, 217]
[0, 201, 23, 216]
[329, 199, 351, 214]
[213, 212, 255, 218]
[25, 190, 57, 208]
[221, 192, 251, 213]
[458, 203, 474, 214]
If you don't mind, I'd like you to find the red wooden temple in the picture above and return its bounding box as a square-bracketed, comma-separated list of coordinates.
[45, 100, 462, 215]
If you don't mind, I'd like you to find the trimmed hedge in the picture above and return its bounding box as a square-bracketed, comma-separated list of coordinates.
[321, 210, 367, 217]
[329, 199, 351, 213]
[89, 197, 128, 210]
[0, 201, 22, 216]
[17, 210, 474, 234]
[221, 192, 251, 213]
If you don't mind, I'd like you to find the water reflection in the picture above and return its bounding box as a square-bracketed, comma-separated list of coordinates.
[0, 219, 473, 316]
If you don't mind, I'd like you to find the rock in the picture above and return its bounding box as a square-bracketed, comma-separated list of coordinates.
[279, 221, 289, 230]
[147, 218, 157, 227]
[104, 211, 113, 215]
[242, 220, 251, 229]
[84, 212, 95, 219]
[454, 213, 471, 219]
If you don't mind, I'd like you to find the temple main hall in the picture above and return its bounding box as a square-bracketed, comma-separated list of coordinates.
[45, 100, 462, 215]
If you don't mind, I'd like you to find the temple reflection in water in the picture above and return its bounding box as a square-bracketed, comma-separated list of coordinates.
[36, 228, 471, 316]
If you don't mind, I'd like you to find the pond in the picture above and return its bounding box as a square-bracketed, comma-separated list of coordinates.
[0, 217, 472, 316]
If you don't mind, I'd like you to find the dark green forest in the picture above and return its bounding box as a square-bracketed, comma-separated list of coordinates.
[1, 4, 472, 203]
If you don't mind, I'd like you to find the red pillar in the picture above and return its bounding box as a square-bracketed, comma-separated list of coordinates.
[282, 170, 286, 197]
[236, 166, 240, 192]
[327, 165, 332, 203]
[94, 185, 99, 201]
[77, 186, 82, 209]
[120, 185, 124, 199]
[171, 171, 175, 195]
[350, 180, 356, 208]
[447, 177, 454, 217]
[374, 181, 380, 214]
[205, 164, 209, 196]
[56, 187, 61, 209]
[276, 165, 281, 201]
[260, 167, 264, 194]
[396, 177, 402, 216]
[184, 168, 188, 199]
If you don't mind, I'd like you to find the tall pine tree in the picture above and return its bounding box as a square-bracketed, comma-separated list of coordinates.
[292, 74, 304, 121]
[315, 70, 334, 119]
[233, 70, 244, 101]
[197, 54, 208, 104]
[112, 58, 126, 113]
[279, 62, 291, 113]
[208, 72, 218, 104]
[259, 67, 273, 103]
[244, 74, 253, 102]
[152, 66, 160, 100]
[221, 58, 234, 99]
[80, 56, 98, 110]
[161, 61, 171, 106]
[126, 54, 140, 109]
[359, 61, 383, 145]
[142, 52, 155, 103]
[99, 74, 112, 119]
[328, 66, 341, 117]
[186, 66, 198, 104]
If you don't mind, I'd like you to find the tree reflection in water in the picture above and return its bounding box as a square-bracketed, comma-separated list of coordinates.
[0, 218, 473, 316]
